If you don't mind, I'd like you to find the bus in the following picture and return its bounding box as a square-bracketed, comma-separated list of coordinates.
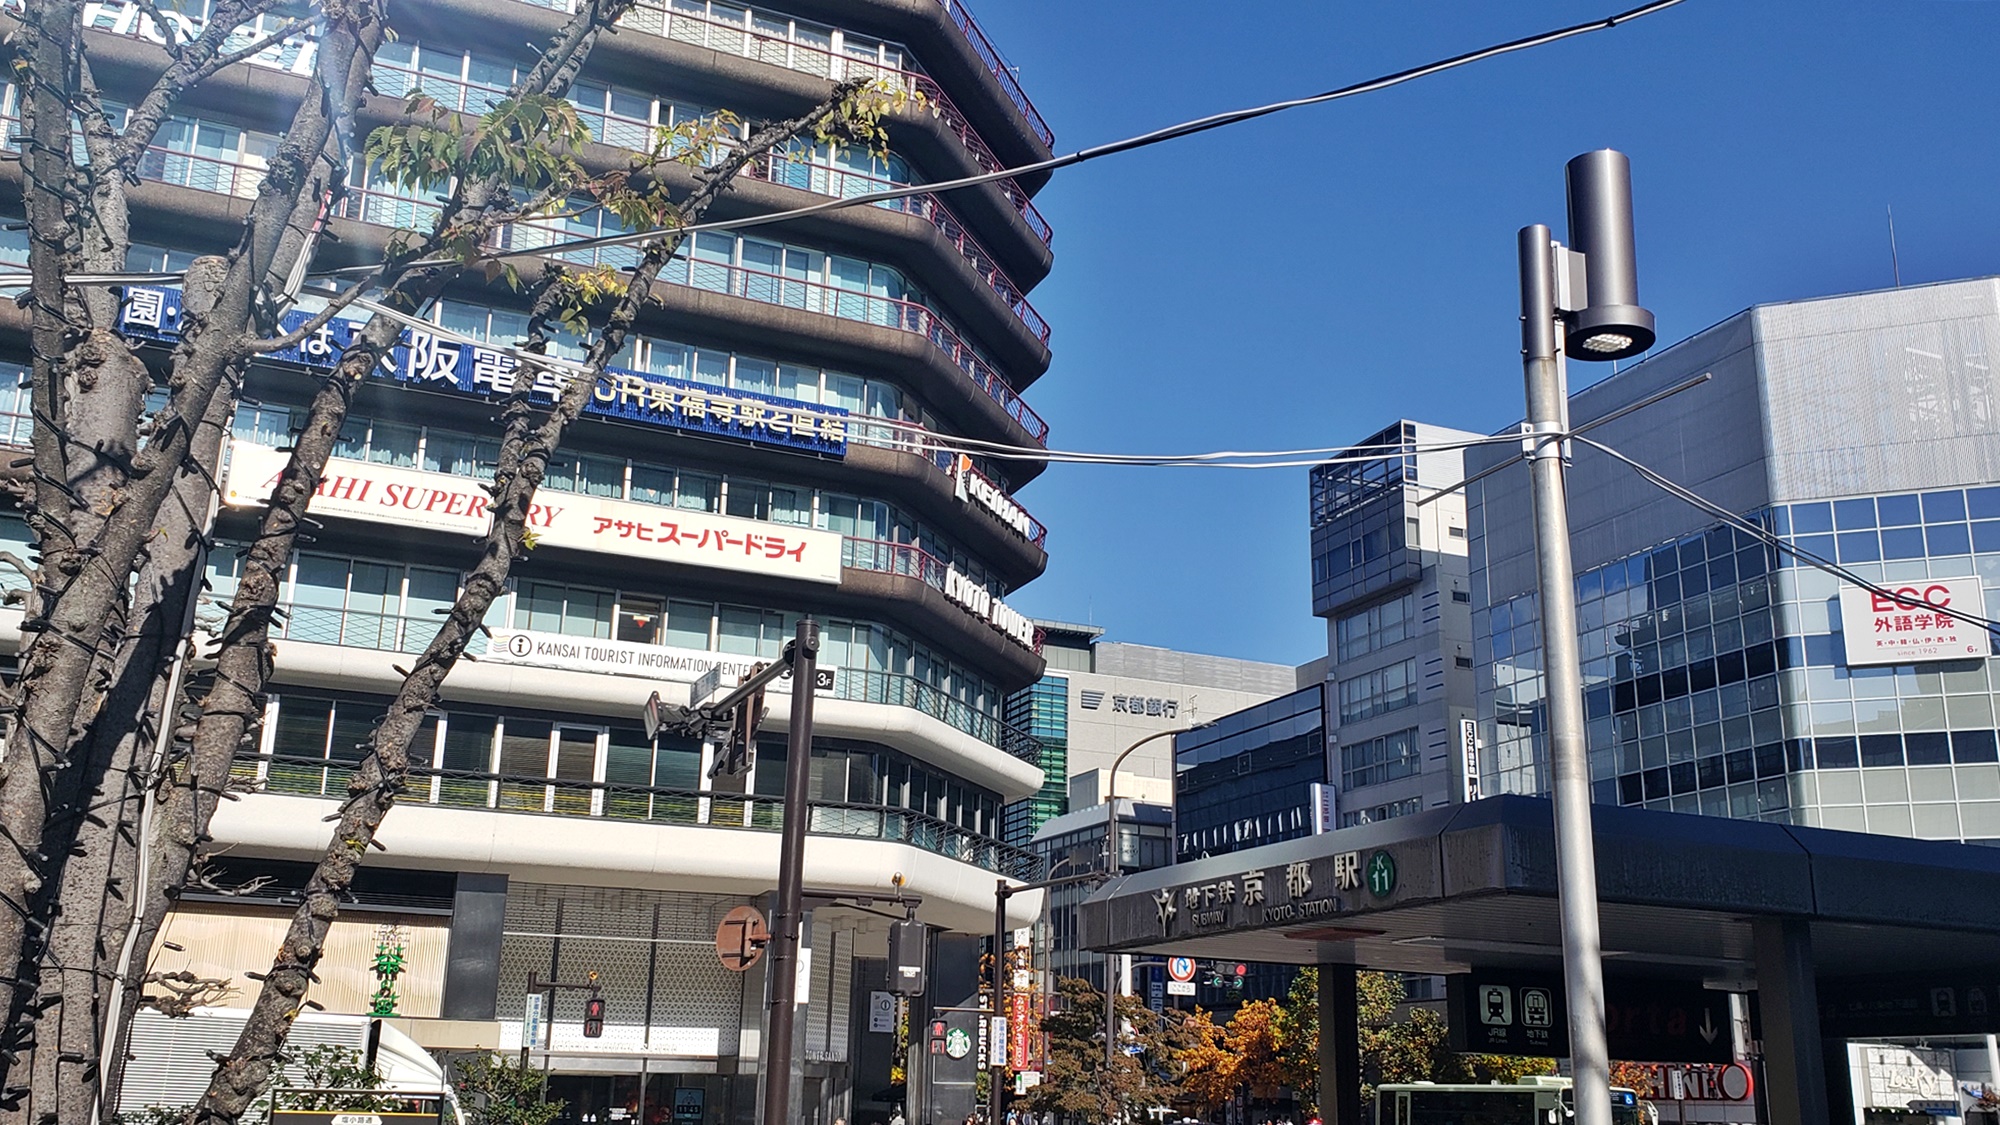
[1376, 1076, 1645, 1125]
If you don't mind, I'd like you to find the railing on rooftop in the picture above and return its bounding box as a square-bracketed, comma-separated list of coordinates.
[271, 599, 1043, 756]
[236, 751, 1045, 880]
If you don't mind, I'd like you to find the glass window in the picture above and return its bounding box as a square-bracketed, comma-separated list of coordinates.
[1337, 659, 1417, 724]
[1337, 591, 1415, 661]
[666, 599, 713, 649]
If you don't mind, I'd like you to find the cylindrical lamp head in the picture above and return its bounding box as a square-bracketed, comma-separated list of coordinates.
[1564, 149, 1656, 361]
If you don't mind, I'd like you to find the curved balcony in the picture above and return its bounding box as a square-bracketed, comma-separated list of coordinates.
[606, 0, 1052, 245]
[478, 231, 1050, 445]
[368, 56, 1048, 345]
[239, 751, 1044, 880]
[31, 122, 1053, 448]
[928, 0, 1054, 149]
[53, 0, 1053, 247]
[270, 600, 1042, 760]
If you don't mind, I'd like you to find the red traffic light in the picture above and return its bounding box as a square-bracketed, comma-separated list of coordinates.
[1234, 964, 1248, 977]
[583, 995, 606, 1038]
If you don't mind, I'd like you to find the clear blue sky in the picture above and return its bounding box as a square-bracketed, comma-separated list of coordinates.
[968, 0, 2000, 667]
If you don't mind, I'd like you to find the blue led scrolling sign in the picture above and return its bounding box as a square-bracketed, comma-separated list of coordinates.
[116, 286, 848, 457]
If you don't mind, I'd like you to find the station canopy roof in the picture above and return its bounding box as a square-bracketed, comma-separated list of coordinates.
[1079, 796, 2000, 982]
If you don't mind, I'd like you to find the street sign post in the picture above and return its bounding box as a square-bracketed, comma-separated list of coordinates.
[1449, 972, 1736, 1063]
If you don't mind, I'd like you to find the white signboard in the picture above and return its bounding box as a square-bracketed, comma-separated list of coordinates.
[484, 629, 836, 693]
[953, 454, 1036, 541]
[1837, 577, 1989, 666]
[1459, 717, 1481, 802]
[1166, 980, 1197, 996]
[1309, 782, 1338, 834]
[867, 991, 897, 1033]
[522, 992, 545, 1050]
[224, 441, 843, 584]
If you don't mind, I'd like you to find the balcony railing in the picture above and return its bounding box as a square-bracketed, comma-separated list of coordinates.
[370, 54, 1049, 343]
[480, 241, 1048, 444]
[611, 0, 1053, 246]
[930, 0, 1054, 149]
[270, 602, 1042, 760]
[746, 154, 1049, 343]
[238, 751, 1044, 880]
[94, 152, 1049, 446]
[61, 0, 1056, 245]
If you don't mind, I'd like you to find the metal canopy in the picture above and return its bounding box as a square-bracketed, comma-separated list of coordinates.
[1078, 796, 2000, 979]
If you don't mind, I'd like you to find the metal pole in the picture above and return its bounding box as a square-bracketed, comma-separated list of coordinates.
[1518, 223, 1611, 1125]
[761, 618, 819, 1125]
[1098, 726, 1186, 1074]
[1103, 791, 1119, 1072]
[991, 881, 1009, 1125]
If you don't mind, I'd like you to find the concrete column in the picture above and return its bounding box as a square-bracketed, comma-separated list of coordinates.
[1318, 965, 1362, 1125]
[1753, 918, 1831, 1125]
[440, 873, 508, 1020]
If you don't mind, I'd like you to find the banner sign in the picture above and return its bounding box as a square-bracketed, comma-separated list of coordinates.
[1448, 971, 1736, 1063]
[1838, 578, 1989, 666]
[952, 454, 1036, 542]
[483, 628, 837, 693]
[1008, 990, 1033, 1070]
[225, 442, 844, 584]
[119, 287, 847, 457]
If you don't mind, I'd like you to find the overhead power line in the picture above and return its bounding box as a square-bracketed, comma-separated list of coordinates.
[1571, 434, 2000, 635]
[0, 0, 1690, 289]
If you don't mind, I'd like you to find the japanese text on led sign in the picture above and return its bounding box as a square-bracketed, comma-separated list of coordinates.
[118, 286, 847, 457]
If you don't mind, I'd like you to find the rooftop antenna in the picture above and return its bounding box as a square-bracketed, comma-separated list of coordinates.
[1887, 204, 1902, 288]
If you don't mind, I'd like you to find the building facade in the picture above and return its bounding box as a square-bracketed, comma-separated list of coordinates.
[0, 3, 1064, 1123]
[1000, 622, 1296, 847]
[1466, 276, 2000, 842]
[1310, 420, 1482, 827]
[1028, 799, 1174, 993]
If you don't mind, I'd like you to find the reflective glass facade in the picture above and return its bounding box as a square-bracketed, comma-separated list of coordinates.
[1001, 674, 1070, 847]
[1173, 685, 1326, 861]
[1476, 483, 2000, 841]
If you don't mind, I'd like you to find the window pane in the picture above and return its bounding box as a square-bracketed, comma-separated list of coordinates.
[666, 600, 712, 649]
[717, 605, 761, 655]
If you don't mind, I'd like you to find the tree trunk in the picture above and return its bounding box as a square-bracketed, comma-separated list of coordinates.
[191, 88, 868, 1125]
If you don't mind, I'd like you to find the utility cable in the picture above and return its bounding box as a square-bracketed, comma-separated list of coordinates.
[1571, 433, 2000, 635]
[0, 0, 1690, 288]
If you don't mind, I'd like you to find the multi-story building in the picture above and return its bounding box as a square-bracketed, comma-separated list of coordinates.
[1028, 797, 1174, 993]
[1170, 420, 1480, 870]
[1466, 275, 2000, 842]
[1310, 420, 1482, 828]
[0, 3, 1064, 1123]
[1001, 621, 1296, 847]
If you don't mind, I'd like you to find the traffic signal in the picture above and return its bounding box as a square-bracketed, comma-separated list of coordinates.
[709, 666, 766, 778]
[582, 995, 605, 1038]
[1232, 963, 1247, 991]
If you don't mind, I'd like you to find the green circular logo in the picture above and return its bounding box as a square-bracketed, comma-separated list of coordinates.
[1366, 850, 1397, 898]
[943, 1026, 972, 1059]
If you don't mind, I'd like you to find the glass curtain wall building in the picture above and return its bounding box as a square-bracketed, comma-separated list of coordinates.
[19, 2, 1065, 1122]
[1466, 276, 2000, 842]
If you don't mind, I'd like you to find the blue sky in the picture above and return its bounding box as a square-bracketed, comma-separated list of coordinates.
[967, 0, 2000, 666]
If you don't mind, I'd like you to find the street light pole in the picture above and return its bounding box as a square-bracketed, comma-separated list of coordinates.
[1102, 726, 1191, 1070]
[761, 618, 819, 1125]
[1518, 222, 1612, 1125]
[1516, 149, 1656, 1125]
